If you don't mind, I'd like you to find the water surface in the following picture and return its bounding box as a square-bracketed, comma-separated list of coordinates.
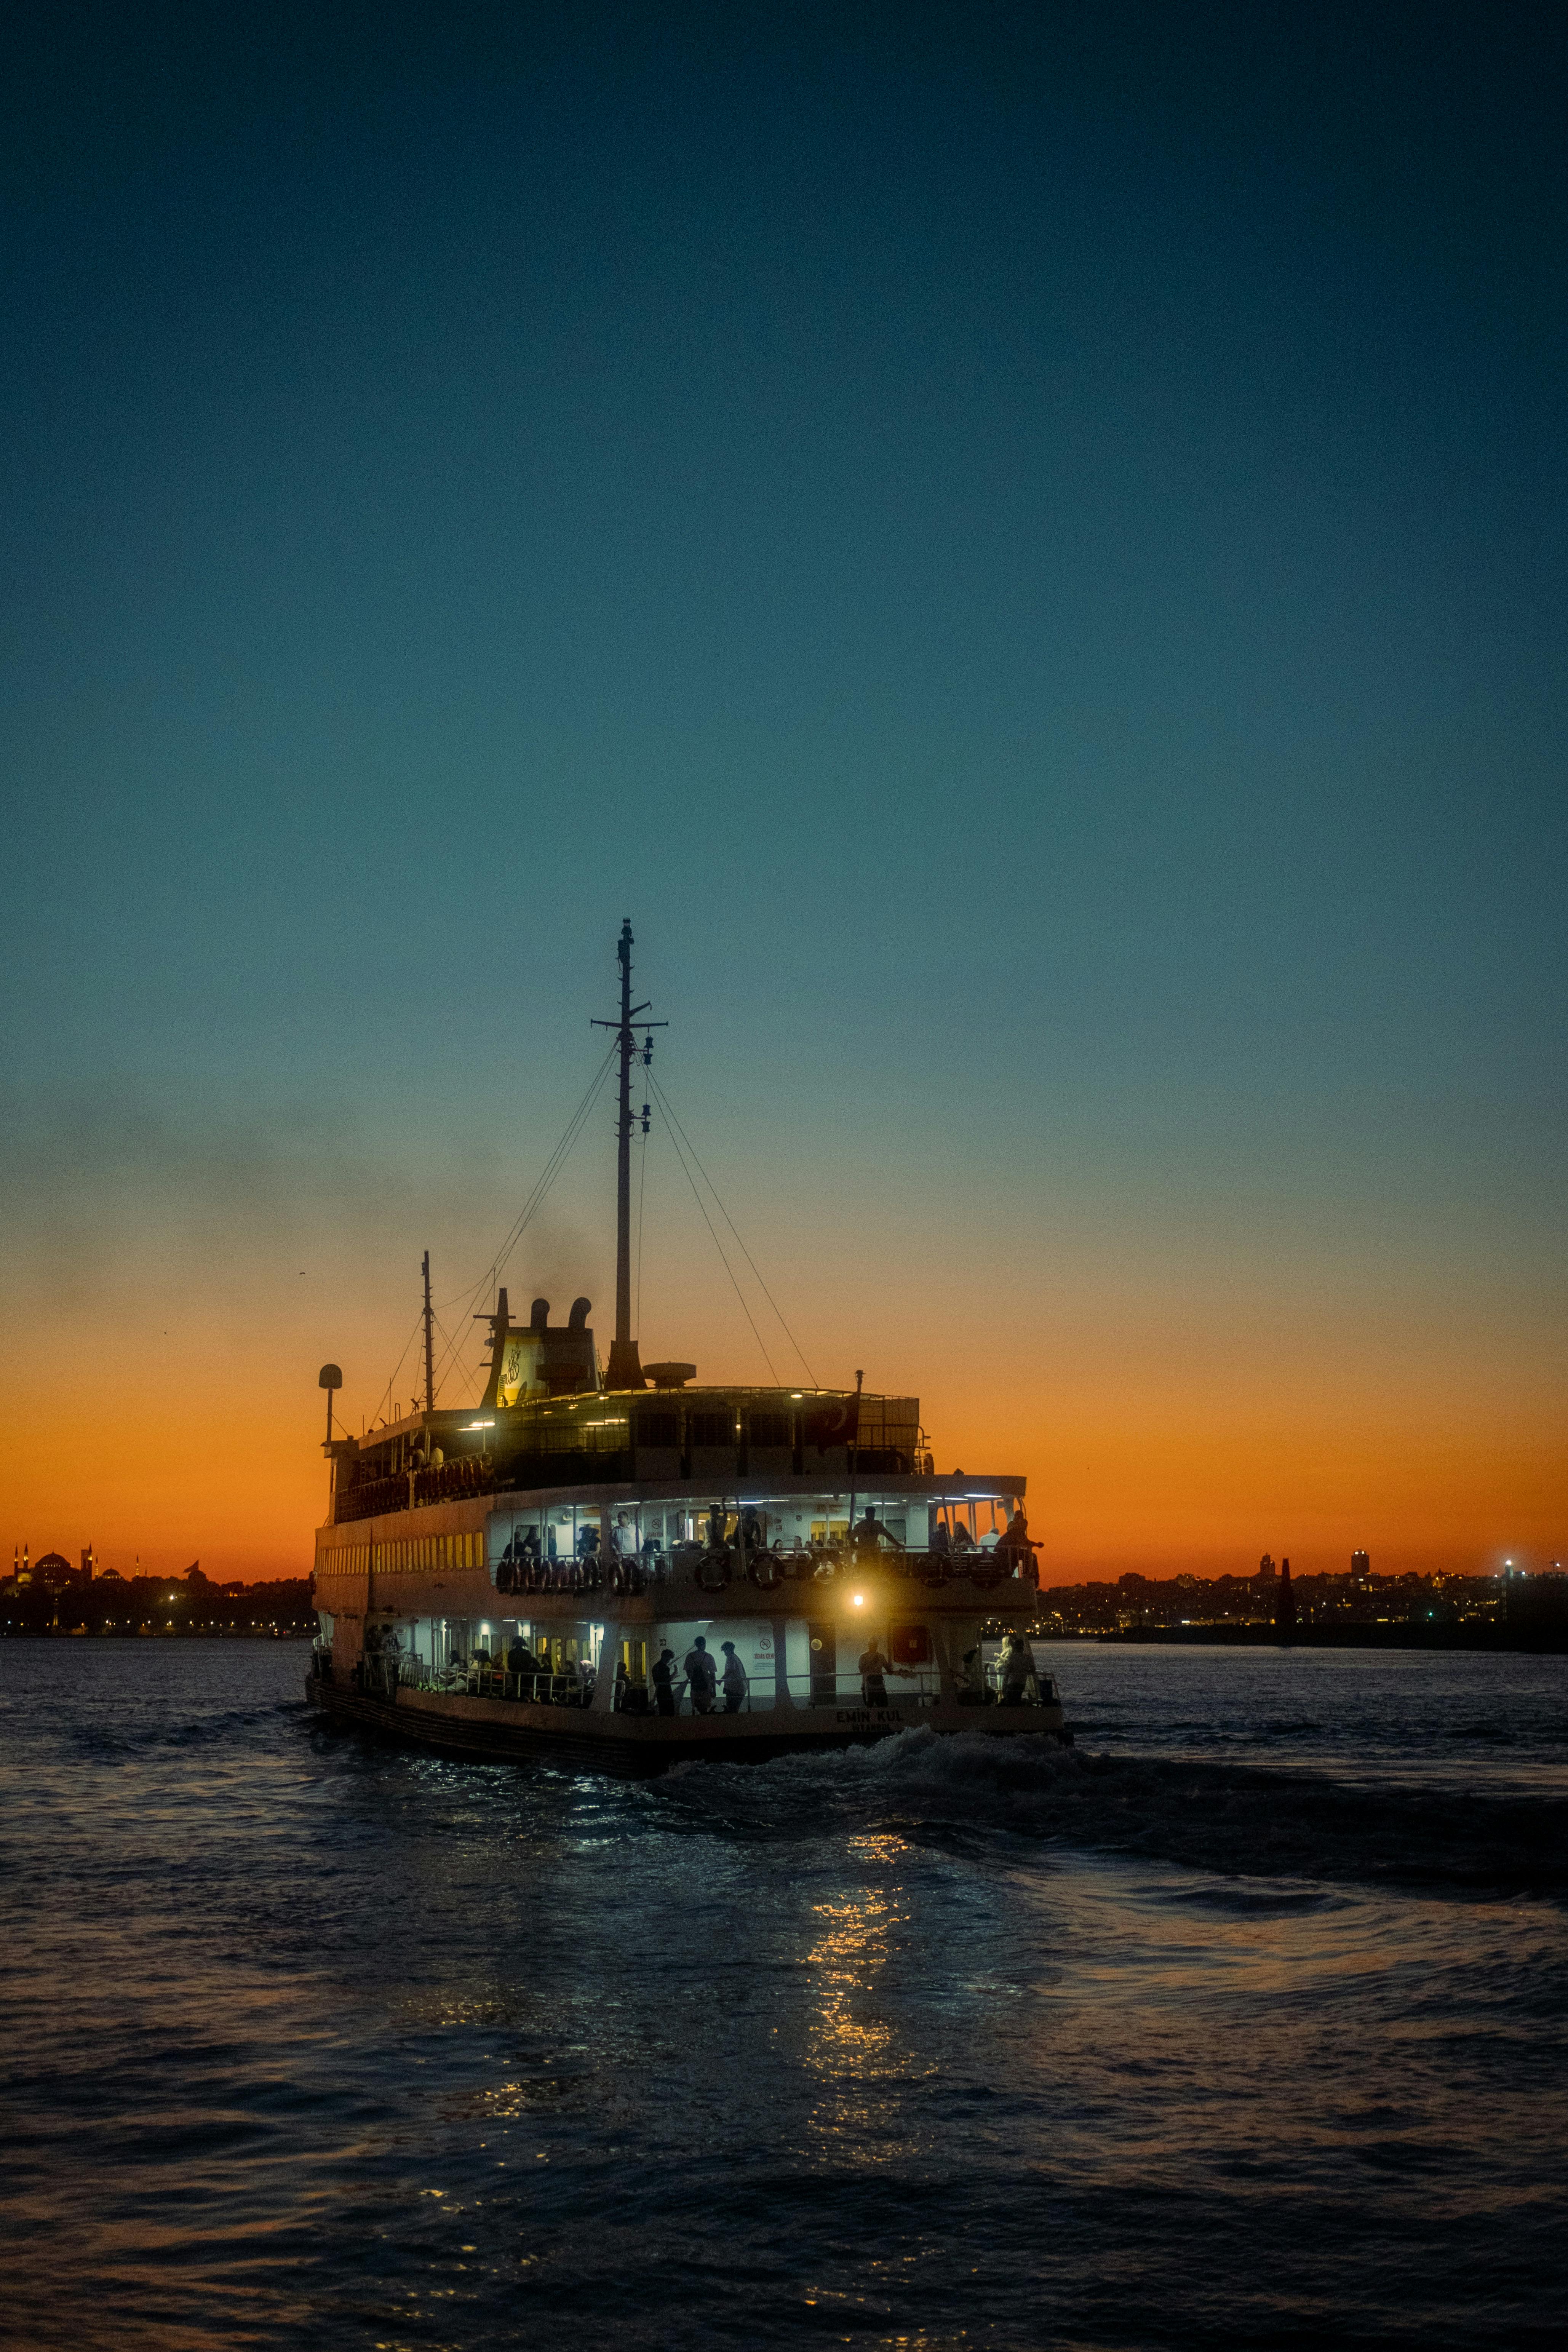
[2, 1640, 1564, 2350]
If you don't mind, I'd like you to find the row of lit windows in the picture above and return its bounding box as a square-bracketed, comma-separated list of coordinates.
[317, 1532, 486, 1577]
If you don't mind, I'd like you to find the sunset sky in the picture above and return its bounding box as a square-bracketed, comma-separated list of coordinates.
[2, 3, 1564, 1585]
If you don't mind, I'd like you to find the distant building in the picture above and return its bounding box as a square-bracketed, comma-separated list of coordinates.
[33, 1551, 80, 1591]
[1351, 1550, 1371, 1583]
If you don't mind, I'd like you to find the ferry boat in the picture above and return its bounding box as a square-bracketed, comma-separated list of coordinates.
[306, 925, 1066, 1772]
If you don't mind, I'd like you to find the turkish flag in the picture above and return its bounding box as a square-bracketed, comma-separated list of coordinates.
[804, 1398, 859, 1454]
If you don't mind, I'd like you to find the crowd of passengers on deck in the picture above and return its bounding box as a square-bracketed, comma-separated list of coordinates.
[344, 1620, 1051, 1713]
[490, 1504, 1038, 1595]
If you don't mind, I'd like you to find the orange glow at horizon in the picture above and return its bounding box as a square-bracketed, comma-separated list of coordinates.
[2, 1243, 1560, 1586]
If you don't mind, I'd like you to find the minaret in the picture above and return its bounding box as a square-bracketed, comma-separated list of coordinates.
[593, 922, 664, 1390]
[1275, 1554, 1297, 1643]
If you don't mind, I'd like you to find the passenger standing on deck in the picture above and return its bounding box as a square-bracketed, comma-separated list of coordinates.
[997, 1629, 1037, 1704]
[858, 1638, 890, 1706]
[995, 1507, 1031, 1559]
[719, 1641, 749, 1713]
[852, 1507, 886, 1559]
[683, 1635, 718, 1714]
[651, 1647, 679, 1715]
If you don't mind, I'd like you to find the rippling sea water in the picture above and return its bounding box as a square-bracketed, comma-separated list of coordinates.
[3, 1640, 1565, 2351]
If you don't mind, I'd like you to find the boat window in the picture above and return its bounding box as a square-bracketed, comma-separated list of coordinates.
[690, 1412, 734, 1448]
[748, 1412, 789, 1449]
[635, 1410, 679, 1448]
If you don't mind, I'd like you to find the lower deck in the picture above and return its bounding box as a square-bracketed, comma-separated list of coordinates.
[305, 1660, 1067, 1775]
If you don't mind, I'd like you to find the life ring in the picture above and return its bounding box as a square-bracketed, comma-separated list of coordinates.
[747, 1553, 783, 1592]
[695, 1551, 733, 1595]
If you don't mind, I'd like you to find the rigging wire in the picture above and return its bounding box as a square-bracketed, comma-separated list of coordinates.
[430, 1311, 471, 1392]
[635, 1122, 647, 1338]
[371, 1042, 619, 1416]
[651, 1088, 782, 1384]
[645, 1068, 819, 1386]
[369, 1308, 426, 1430]
[424, 1042, 619, 1401]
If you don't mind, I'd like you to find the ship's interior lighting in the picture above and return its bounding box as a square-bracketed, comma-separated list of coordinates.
[852, 1593, 865, 1607]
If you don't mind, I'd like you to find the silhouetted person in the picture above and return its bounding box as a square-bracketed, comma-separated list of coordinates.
[720, 1641, 749, 1713]
[684, 1636, 717, 1714]
[852, 1508, 886, 1558]
[929, 1519, 951, 1558]
[995, 1508, 1031, 1558]
[652, 1647, 678, 1716]
[859, 1639, 890, 1706]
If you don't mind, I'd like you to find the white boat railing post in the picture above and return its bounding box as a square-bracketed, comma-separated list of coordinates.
[591, 1621, 621, 1711]
[930, 1622, 960, 1705]
[770, 1617, 796, 1711]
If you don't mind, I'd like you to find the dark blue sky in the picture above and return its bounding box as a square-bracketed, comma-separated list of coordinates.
[2, 3, 1564, 1572]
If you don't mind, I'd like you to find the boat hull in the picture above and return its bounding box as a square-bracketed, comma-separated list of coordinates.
[304, 1668, 1068, 1776]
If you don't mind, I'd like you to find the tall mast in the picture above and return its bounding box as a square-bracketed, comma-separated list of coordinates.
[615, 922, 634, 1354]
[421, 1250, 435, 1415]
[593, 920, 664, 1389]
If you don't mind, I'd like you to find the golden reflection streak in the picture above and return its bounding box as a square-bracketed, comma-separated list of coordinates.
[804, 1834, 935, 2157]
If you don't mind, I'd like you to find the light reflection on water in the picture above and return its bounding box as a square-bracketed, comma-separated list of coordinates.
[804, 1832, 935, 2157]
[1, 1641, 1565, 2351]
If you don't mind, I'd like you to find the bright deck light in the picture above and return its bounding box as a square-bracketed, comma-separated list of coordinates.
[852, 1593, 865, 1607]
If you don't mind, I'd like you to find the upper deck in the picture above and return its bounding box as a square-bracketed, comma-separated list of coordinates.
[329, 1383, 925, 1525]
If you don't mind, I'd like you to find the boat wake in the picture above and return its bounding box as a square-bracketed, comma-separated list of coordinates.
[659, 1726, 1568, 1901]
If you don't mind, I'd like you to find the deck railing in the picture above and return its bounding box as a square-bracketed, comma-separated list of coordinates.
[355, 1652, 1056, 1714]
[493, 1544, 1038, 1599]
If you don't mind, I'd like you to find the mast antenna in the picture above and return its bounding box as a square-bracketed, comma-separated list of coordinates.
[591, 919, 666, 1389]
[421, 1251, 435, 1415]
